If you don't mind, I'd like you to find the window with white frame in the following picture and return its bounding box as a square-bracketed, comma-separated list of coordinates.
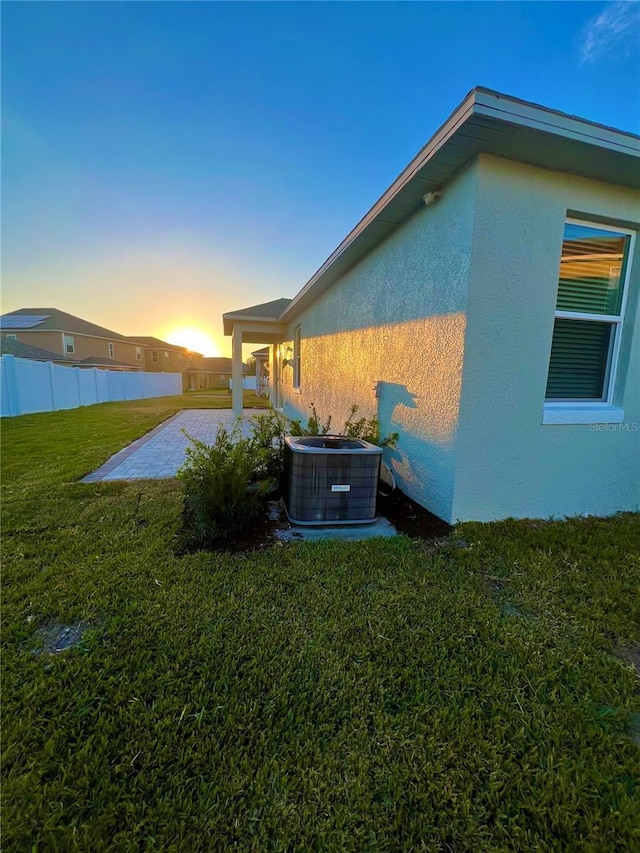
[293, 325, 301, 388]
[151, 350, 158, 363]
[6, 334, 17, 342]
[108, 342, 115, 358]
[545, 219, 634, 405]
[164, 351, 169, 361]
[136, 347, 142, 361]
[63, 334, 75, 354]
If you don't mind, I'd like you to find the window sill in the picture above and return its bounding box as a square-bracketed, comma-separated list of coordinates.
[542, 404, 624, 425]
[292, 387, 301, 395]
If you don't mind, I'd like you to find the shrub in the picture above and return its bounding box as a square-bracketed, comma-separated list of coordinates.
[289, 403, 399, 448]
[247, 410, 286, 483]
[287, 403, 331, 437]
[177, 423, 273, 547]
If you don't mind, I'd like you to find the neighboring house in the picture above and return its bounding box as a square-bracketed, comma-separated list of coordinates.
[0, 308, 143, 369]
[124, 336, 206, 390]
[202, 357, 250, 389]
[223, 88, 640, 524]
[0, 337, 78, 366]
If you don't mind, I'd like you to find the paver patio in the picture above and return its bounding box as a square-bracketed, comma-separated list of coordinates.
[83, 409, 264, 482]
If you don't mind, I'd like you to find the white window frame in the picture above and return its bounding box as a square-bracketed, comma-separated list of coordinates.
[136, 347, 142, 361]
[108, 342, 115, 358]
[63, 334, 75, 354]
[164, 351, 169, 361]
[6, 334, 17, 341]
[543, 218, 635, 425]
[293, 325, 301, 389]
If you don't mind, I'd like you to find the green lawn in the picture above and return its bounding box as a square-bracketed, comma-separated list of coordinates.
[2, 396, 639, 851]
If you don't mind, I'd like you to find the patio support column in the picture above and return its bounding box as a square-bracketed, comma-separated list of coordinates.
[255, 357, 264, 395]
[231, 325, 243, 416]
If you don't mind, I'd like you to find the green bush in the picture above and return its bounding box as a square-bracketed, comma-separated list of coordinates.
[289, 403, 399, 448]
[177, 423, 273, 547]
[247, 409, 286, 482]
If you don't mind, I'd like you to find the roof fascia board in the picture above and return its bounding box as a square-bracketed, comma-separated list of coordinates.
[473, 89, 640, 154]
[223, 314, 288, 337]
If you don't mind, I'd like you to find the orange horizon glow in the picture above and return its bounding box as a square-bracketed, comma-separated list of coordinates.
[163, 326, 222, 357]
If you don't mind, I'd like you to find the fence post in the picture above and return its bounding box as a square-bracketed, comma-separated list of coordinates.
[48, 362, 58, 410]
[2, 355, 20, 416]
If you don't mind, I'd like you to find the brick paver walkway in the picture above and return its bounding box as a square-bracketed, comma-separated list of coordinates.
[83, 409, 264, 482]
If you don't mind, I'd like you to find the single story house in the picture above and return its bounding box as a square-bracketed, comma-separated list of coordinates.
[202, 356, 251, 390]
[223, 88, 639, 524]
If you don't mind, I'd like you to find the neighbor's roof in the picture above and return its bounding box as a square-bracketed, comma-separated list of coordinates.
[251, 347, 269, 357]
[78, 356, 141, 369]
[225, 87, 640, 329]
[0, 337, 77, 363]
[1, 308, 132, 341]
[124, 335, 202, 355]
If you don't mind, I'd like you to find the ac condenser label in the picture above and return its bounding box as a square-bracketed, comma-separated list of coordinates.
[331, 485, 351, 492]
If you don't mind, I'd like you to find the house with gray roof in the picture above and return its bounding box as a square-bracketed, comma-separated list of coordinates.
[1, 308, 144, 369]
[0, 337, 77, 366]
[223, 88, 639, 524]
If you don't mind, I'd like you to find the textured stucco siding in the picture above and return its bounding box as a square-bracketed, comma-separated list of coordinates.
[279, 164, 478, 521]
[453, 155, 640, 522]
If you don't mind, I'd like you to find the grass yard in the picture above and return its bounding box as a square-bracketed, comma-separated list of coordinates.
[2, 396, 639, 851]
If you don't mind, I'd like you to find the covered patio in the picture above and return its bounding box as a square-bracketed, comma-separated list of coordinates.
[223, 298, 291, 415]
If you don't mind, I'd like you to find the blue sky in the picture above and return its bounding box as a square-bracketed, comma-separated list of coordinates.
[2, 1, 639, 355]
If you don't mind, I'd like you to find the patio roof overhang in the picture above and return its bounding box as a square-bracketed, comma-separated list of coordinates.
[222, 319, 287, 345]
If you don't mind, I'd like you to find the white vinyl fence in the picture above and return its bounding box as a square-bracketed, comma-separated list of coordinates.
[229, 376, 257, 391]
[0, 355, 182, 417]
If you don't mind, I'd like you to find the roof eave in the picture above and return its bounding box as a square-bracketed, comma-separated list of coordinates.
[278, 88, 639, 324]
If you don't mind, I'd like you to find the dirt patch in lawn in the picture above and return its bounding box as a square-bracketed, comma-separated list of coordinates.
[32, 621, 94, 656]
[616, 642, 640, 676]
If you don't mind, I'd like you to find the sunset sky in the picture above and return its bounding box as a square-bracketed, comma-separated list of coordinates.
[2, 1, 639, 357]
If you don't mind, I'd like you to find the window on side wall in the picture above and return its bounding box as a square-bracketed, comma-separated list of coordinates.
[293, 326, 301, 388]
[151, 350, 158, 363]
[164, 351, 169, 361]
[63, 334, 75, 354]
[108, 342, 115, 358]
[544, 219, 635, 424]
[136, 347, 142, 361]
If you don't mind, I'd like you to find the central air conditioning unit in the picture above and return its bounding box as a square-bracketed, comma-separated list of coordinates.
[283, 435, 382, 525]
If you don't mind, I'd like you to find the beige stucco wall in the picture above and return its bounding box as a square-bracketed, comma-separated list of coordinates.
[278, 162, 478, 521]
[453, 154, 640, 521]
[277, 152, 639, 523]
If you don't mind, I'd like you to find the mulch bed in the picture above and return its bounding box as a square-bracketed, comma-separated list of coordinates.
[177, 486, 452, 554]
[377, 488, 452, 540]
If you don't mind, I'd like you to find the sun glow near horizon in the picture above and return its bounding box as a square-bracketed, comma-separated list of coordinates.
[163, 327, 223, 357]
